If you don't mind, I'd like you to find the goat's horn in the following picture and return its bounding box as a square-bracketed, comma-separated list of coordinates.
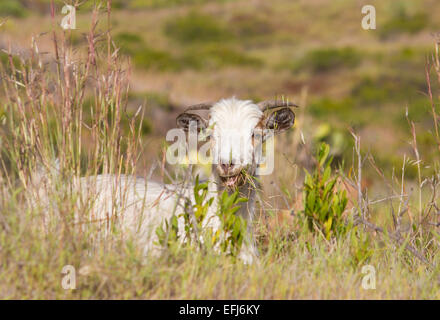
[183, 102, 213, 112]
[257, 99, 300, 111]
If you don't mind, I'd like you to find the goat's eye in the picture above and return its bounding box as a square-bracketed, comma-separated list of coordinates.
[252, 132, 262, 140]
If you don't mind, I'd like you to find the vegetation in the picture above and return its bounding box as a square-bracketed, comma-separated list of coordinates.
[165, 11, 233, 44]
[293, 47, 361, 73]
[0, 0, 28, 18]
[156, 176, 248, 258]
[379, 9, 428, 39]
[302, 143, 350, 239]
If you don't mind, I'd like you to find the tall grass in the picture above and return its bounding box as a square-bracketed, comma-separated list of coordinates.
[0, 2, 147, 298]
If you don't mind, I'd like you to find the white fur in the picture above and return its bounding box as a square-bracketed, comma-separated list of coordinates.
[209, 98, 263, 166]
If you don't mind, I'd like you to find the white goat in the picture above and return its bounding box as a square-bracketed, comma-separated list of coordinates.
[38, 97, 297, 263]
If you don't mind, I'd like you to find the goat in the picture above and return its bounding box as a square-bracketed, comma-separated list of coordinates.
[36, 97, 297, 263]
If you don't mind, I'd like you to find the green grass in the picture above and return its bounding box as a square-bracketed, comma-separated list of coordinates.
[1, 209, 439, 299]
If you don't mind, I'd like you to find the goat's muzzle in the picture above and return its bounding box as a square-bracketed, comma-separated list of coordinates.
[217, 163, 246, 189]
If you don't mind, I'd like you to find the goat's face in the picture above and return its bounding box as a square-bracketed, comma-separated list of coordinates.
[177, 98, 296, 189]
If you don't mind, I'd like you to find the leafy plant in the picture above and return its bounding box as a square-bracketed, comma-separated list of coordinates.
[155, 214, 180, 248]
[217, 189, 248, 257]
[181, 176, 214, 245]
[349, 230, 373, 267]
[155, 176, 248, 258]
[302, 143, 350, 239]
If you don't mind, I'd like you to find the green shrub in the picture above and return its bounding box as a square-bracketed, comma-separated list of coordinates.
[302, 143, 350, 239]
[114, 32, 143, 54]
[309, 97, 354, 118]
[351, 78, 390, 105]
[130, 0, 224, 9]
[133, 47, 181, 71]
[68, 32, 86, 46]
[379, 9, 428, 39]
[349, 231, 373, 267]
[181, 45, 263, 70]
[0, 0, 28, 18]
[113, 33, 184, 71]
[216, 188, 248, 257]
[132, 43, 261, 71]
[230, 14, 274, 39]
[295, 47, 361, 73]
[156, 176, 248, 258]
[112, 0, 128, 9]
[78, 0, 128, 11]
[128, 91, 175, 112]
[164, 11, 234, 44]
[352, 75, 424, 106]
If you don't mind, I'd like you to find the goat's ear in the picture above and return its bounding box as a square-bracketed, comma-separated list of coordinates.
[265, 108, 295, 133]
[176, 113, 207, 132]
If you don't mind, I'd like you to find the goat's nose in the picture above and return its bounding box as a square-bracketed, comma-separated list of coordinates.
[221, 163, 233, 173]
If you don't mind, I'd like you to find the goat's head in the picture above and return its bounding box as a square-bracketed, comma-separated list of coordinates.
[176, 98, 298, 189]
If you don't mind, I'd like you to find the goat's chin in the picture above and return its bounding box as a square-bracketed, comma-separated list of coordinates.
[219, 173, 245, 189]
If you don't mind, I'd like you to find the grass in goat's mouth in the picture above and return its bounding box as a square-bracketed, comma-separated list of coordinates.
[220, 173, 245, 188]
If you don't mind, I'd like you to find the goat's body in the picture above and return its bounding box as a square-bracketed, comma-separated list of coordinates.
[34, 168, 257, 263]
[73, 174, 200, 254]
[71, 172, 256, 262]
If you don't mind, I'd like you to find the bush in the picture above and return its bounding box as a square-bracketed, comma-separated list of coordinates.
[156, 176, 248, 258]
[113, 32, 184, 71]
[352, 75, 425, 106]
[131, 43, 261, 72]
[133, 47, 181, 71]
[230, 13, 274, 39]
[309, 97, 354, 118]
[351, 77, 390, 105]
[114, 32, 144, 54]
[379, 9, 428, 39]
[294, 47, 361, 73]
[130, 0, 220, 9]
[164, 11, 234, 44]
[0, 0, 28, 18]
[302, 143, 350, 239]
[181, 44, 263, 70]
[129, 91, 175, 112]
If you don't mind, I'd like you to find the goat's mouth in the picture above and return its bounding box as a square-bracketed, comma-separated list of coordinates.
[219, 173, 245, 188]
